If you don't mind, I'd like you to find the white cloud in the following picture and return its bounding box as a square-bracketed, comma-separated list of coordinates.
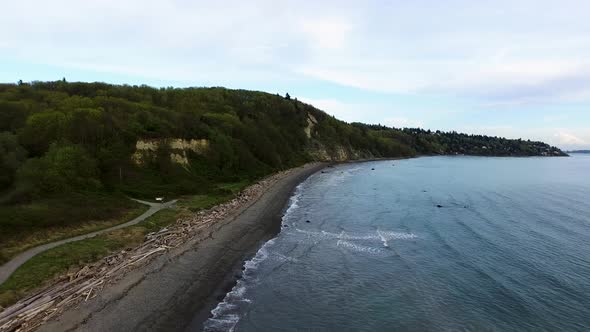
[299, 97, 434, 130]
[297, 63, 426, 94]
[3, 0, 590, 105]
[300, 18, 353, 50]
[298, 98, 360, 123]
[547, 130, 590, 150]
[383, 117, 423, 129]
[299, 58, 590, 104]
[554, 132, 587, 146]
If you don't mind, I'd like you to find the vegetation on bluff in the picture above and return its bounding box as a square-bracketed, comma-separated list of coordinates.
[0, 81, 566, 260]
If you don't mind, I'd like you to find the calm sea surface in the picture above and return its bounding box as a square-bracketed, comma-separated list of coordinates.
[204, 155, 590, 331]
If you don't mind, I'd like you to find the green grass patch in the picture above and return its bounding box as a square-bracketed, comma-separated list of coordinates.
[0, 182, 253, 308]
[217, 179, 250, 194]
[178, 194, 230, 212]
[0, 235, 124, 307]
[0, 208, 182, 308]
[0, 196, 148, 265]
[178, 180, 252, 213]
[134, 208, 181, 233]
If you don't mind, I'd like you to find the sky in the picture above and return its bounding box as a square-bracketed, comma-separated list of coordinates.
[1, 0, 589, 150]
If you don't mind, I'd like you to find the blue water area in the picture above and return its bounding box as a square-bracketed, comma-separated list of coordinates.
[204, 155, 590, 331]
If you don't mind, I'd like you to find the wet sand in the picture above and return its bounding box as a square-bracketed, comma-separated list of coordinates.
[39, 163, 326, 332]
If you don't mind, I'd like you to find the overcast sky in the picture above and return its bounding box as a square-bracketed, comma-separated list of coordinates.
[2, 0, 589, 149]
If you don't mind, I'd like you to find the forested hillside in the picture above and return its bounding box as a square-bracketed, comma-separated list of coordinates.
[0, 81, 566, 250]
[0, 81, 567, 198]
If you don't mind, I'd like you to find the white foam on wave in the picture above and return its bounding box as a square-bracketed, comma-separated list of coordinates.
[319, 165, 364, 187]
[243, 238, 273, 272]
[296, 228, 417, 242]
[337, 240, 384, 254]
[204, 238, 277, 331]
[210, 303, 237, 316]
[204, 285, 246, 331]
[296, 228, 371, 240]
[282, 183, 304, 225]
[377, 230, 389, 247]
[296, 228, 418, 255]
[271, 252, 299, 263]
[205, 179, 311, 331]
[379, 230, 418, 240]
[205, 315, 240, 332]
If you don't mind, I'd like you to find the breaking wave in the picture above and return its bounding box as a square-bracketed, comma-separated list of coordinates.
[203, 239, 276, 331]
[336, 240, 384, 254]
[295, 228, 417, 243]
[204, 177, 309, 331]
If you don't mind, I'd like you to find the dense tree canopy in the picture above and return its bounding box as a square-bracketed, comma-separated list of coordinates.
[17, 143, 101, 195]
[0, 81, 566, 202]
[0, 132, 26, 189]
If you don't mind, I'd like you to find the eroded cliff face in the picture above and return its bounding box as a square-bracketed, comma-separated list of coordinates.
[305, 112, 372, 162]
[130, 111, 368, 168]
[132, 138, 209, 166]
[304, 113, 318, 139]
[307, 142, 372, 162]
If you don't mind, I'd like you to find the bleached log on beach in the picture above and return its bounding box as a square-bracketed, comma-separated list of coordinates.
[54, 294, 74, 308]
[129, 247, 167, 265]
[19, 301, 54, 320]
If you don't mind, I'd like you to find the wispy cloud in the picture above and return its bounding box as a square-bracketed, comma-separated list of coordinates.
[3, 0, 590, 105]
[300, 18, 353, 50]
[554, 132, 587, 146]
[299, 98, 360, 123]
[383, 117, 424, 129]
[1, 0, 589, 148]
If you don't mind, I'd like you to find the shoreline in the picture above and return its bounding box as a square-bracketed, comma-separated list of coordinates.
[185, 163, 324, 331]
[195, 157, 416, 330]
[30, 162, 327, 332]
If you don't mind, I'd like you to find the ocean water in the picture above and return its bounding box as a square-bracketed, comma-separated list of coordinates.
[204, 155, 590, 331]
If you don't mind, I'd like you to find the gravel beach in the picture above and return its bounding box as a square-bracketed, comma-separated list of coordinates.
[38, 163, 326, 332]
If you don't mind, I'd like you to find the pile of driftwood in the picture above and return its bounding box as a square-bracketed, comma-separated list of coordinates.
[0, 168, 294, 332]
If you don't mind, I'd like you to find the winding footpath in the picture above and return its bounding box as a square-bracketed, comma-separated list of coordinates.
[0, 199, 177, 285]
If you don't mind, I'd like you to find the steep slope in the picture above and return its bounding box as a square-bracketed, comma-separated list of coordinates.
[0, 81, 566, 198]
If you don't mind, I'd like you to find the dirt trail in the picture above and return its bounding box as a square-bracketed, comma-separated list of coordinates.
[0, 199, 177, 285]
